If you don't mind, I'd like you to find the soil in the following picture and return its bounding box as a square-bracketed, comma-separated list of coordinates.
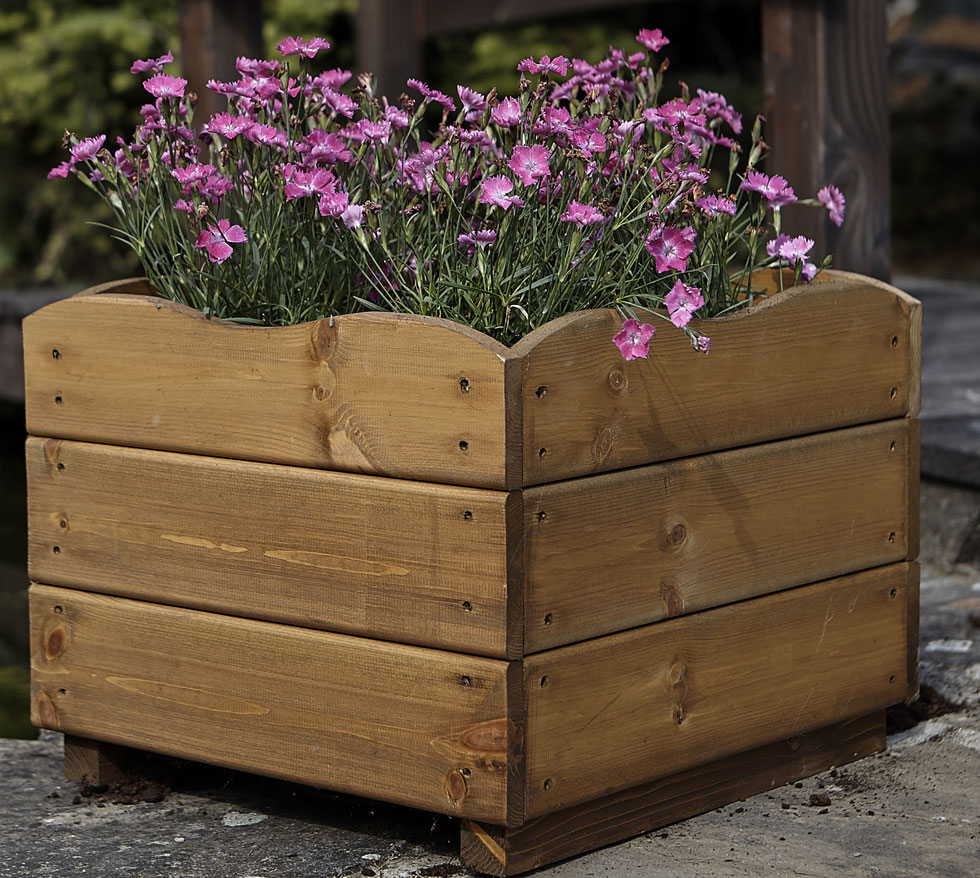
[885, 684, 965, 734]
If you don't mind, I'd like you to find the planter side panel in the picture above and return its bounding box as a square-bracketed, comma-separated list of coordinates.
[30, 585, 519, 824]
[524, 562, 914, 818]
[519, 276, 920, 485]
[524, 419, 914, 651]
[26, 438, 516, 658]
[23, 293, 514, 489]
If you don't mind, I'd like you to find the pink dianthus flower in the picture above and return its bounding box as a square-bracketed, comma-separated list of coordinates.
[130, 51, 174, 75]
[194, 218, 247, 263]
[517, 55, 570, 76]
[664, 279, 705, 328]
[636, 28, 669, 52]
[480, 176, 524, 211]
[144, 73, 187, 99]
[70, 134, 106, 162]
[817, 185, 846, 227]
[491, 97, 522, 127]
[645, 225, 697, 273]
[277, 36, 330, 58]
[561, 200, 605, 227]
[613, 318, 656, 361]
[508, 144, 551, 186]
[740, 170, 796, 209]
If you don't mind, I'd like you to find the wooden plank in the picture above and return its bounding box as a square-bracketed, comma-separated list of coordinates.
[523, 420, 915, 652]
[461, 711, 885, 875]
[762, 0, 890, 280]
[30, 585, 521, 824]
[906, 562, 920, 703]
[63, 735, 142, 786]
[523, 563, 912, 818]
[357, 0, 424, 98]
[516, 272, 920, 485]
[26, 438, 517, 658]
[23, 285, 516, 489]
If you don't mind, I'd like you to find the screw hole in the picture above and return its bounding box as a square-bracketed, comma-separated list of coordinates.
[889, 588, 897, 598]
[888, 531, 896, 543]
[536, 510, 547, 522]
[543, 778, 553, 790]
[543, 613, 553, 626]
[459, 377, 470, 393]
[52, 546, 61, 555]
[58, 688, 67, 696]
[59, 519, 67, 529]
[540, 675, 549, 687]
[890, 441, 896, 451]
[52, 349, 61, 360]
[461, 768, 471, 777]
[538, 447, 547, 458]
[56, 463, 65, 472]
[461, 601, 473, 612]
[54, 396, 63, 405]
[460, 675, 472, 687]
[891, 336, 898, 347]
[462, 510, 473, 521]
[890, 387, 898, 399]
[889, 675, 896, 684]
[458, 440, 469, 452]
[53, 605, 63, 614]
[535, 386, 548, 398]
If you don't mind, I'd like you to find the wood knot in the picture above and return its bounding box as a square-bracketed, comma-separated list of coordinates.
[45, 627, 66, 660]
[310, 319, 337, 364]
[311, 384, 329, 401]
[668, 523, 688, 548]
[445, 769, 468, 807]
[607, 369, 628, 395]
[33, 691, 59, 730]
[591, 423, 620, 466]
[44, 439, 63, 468]
[660, 581, 684, 617]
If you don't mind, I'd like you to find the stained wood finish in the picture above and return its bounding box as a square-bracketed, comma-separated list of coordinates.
[524, 419, 915, 651]
[460, 711, 885, 875]
[517, 273, 920, 485]
[523, 563, 913, 818]
[763, 0, 890, 280]
[63, 735, 141, 786]
[26, 438, 517, 658]
[30, 585, 522, 825]
[23, 287, 516, 489]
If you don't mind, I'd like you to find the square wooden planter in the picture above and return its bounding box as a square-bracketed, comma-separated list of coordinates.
[25, 270, 920, 874]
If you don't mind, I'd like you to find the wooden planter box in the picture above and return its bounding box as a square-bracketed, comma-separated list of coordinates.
[25, 270, 920, 874]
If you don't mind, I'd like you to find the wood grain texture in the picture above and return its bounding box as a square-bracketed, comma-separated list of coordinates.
[26, 438, 515, 658]
[906, 562, 921, 703]
[523, 563, 913, 818]
[30, 585, 521, 824]
[23, 289, 515, 489]
[516, 272, 919, 485]
[63, 735, 141, 786]
[763, 0, 890, 280]
[460, 711, 885, 876]
[523, 420, 915, 652]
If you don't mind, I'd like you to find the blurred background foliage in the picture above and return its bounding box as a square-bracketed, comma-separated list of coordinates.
[0, 0, 976, 285]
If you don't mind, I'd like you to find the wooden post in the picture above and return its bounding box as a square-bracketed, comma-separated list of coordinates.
[356, 0, 424, 99]
[762, 0, 890, 280]
[178, 0, 264, 126]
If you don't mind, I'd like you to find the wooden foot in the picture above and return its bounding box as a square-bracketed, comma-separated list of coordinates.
[460, 711, 885, 876]
[63, 735, 145, 786]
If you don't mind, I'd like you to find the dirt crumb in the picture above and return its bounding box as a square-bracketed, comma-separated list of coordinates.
[809, 793, 832, 807]
[886, 684, 963, 734]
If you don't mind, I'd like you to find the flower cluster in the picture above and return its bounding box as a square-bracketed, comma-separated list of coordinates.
[51, 30, 844, 355]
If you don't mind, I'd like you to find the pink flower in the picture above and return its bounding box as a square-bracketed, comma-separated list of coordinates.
[458, 229, 497, 257]
[778, 235, 815, 264]
[766, 234, 791, 258]
[237, 57, 281, 76]
[560, 200, 605, 226]
[517, 55, 570, 76]
[314, 68, 352, 90]
[130, 51, 174, 75]
[533, 107, 574, 139]
[205, 113, 253, 140]
[341, 204, 365, 229]
[282, 166, 338, 201]
[508, 144, 551, 186]
[817, 185, 846, 227]
[613, 318, 656, 361]
[664, 279, 705, 328]
[407, 78, 456, 111]
[636, 28, 669, 52]
[801, 261, 818, 282]
[740, 170, 796, 209]
[70, 134, 106, 162]
[692, 334, 712, 354]
[491, 97, 521, 127]
[277, 36, 330, 58]
[298, 130, 351, 165]
[695, 194, 737, 217]
[570, 120, 607, 157]
[322, 88, 359, 118]
[645, 225, 697, 273]
[480, 176, 524, 210]
[318, 189, 350, 217]
[144, 73, 187, 99]
[194, 218, 247, 263]
[48, 161, 72, 179]
[243, 124, 288, 149]
[457, 85, 487, 119]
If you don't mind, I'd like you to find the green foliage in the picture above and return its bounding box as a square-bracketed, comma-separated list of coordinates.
[0, 0, 176, 285]
[0, 665, 36, 740]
